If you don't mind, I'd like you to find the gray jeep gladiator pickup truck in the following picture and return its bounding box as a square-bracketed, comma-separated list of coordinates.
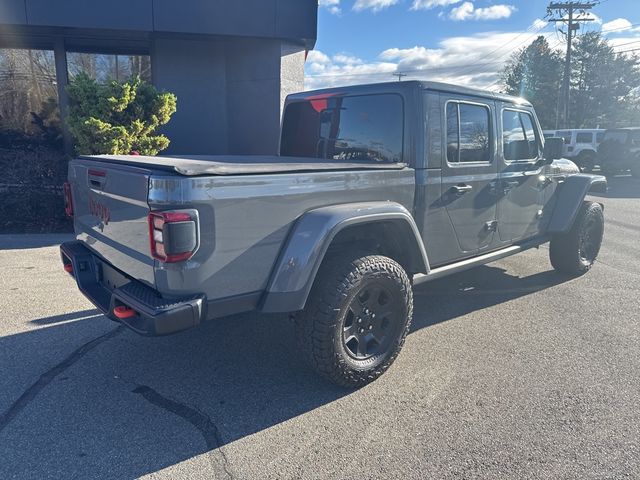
[61, 81, 606, 387]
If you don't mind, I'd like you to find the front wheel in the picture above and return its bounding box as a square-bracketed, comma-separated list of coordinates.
[549, 201, 604, 276]
[296, 254, 413, 388]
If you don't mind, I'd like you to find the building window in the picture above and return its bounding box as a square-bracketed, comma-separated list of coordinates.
[0, 48, 59, 136]
[67, 52, 151, 83]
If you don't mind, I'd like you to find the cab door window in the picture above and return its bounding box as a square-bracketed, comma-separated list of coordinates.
[502, 110, 540, 161]
[446, 102, 491, 164]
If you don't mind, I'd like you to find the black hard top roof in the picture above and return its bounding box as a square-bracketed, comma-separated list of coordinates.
[288, 80, 532, 107]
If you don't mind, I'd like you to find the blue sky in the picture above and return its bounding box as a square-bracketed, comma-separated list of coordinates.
[306, 0, 640, 90]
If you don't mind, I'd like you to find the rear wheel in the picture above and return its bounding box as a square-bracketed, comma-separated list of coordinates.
[550, 201, 604, 276]
[295, 253, 413, 388]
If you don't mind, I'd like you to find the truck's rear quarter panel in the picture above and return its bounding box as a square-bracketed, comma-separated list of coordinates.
[148, 169, 416, 303]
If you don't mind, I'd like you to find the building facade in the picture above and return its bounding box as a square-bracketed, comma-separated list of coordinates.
[0, 0, 318, 154]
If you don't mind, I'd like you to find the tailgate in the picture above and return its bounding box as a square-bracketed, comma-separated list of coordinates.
[68, 158, 155, 287]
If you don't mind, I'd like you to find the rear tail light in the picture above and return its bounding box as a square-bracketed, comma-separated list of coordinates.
[63, 182, 74, 217]
[148, 211, 198, 263]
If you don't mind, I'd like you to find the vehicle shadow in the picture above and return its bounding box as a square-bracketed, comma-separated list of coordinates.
[0, 233, 74, 250]
[29, 308, 103, 326]
[0, 263, 569, 478]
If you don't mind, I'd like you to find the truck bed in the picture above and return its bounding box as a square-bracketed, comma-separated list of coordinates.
[81, 154, 407, 176]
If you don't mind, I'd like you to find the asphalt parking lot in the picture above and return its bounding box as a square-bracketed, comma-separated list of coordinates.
[1, 177, 639, 479]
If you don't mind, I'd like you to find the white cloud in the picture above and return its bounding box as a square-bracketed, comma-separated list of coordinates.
[307, 50, 331, 64]
[333, 54, 364, 65]
[319, 0, 341, 15]
[602, 18, 633, 33]
[305, 29, 556, 92]
[353, 0, 399, 12]
[531, 18, 548, 31]
[411, 0, 462, 10]
[450, 2, 516, 21]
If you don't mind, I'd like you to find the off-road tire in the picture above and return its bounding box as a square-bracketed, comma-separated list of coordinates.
[295, 253, 413, 388]
[577, 151, 596, 173]
[550, 201, 604, 276]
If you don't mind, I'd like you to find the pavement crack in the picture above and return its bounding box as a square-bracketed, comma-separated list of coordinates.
[0, 325, 125, 433]
[596, 258, 640, 277]
[132, 384, 234, 480]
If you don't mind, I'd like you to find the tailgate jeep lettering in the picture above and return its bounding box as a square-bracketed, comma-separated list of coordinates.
[89, 196, 111, 225]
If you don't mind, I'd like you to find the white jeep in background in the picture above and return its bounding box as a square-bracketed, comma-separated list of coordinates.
[543, 129, 605, 172]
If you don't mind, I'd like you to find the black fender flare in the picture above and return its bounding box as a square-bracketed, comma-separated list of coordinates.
[547, 174, 607, 235]
[260, 202, 429, 313]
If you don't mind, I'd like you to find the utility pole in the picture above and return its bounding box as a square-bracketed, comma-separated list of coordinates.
[393, 72, 407, 82]
[548, 2, 596, 128]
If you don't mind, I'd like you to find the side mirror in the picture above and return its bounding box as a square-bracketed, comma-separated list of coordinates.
[543, 137, 563, 164]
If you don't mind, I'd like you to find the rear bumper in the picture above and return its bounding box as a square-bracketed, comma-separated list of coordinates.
[60, 241, 206, 336]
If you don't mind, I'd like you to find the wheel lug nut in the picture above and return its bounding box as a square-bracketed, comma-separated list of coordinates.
[357, 318, 362, 323]
[368, 325, 373, 330]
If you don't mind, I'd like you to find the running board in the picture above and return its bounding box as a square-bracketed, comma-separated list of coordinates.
[414, 237, 548, 285]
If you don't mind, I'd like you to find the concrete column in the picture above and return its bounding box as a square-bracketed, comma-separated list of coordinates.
[152, 37, 229, 155]
[279, 42, 306, 118]
[225, 39, 305, 155]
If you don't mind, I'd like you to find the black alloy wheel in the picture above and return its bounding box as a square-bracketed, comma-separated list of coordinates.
[342, 281, 403, 361]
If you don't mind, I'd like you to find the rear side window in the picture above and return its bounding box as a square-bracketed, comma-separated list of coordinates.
[576, 132, 593, 144]
[502, 110, 540, 161]
[604, 131, 629, 143]
[280, 94, 403, 163]
[596, 132, 605, 143]
[446, 102, 491, 163]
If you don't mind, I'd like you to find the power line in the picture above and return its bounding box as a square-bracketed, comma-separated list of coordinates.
[307, 18, 553, 81]
[611, 39, 640, 48]
[601, 21, 640, 33]
[614, 47, 640, 55]
[452, 17, 553, 78]
[484, 37, 566, 92]
[306, 58, 511, 79]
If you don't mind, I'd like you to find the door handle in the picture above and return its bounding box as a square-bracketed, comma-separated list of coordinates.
[451, 184, 473, 195]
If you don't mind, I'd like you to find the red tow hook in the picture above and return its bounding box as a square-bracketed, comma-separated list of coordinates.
[64, 264, 73, 274]
[113, 306, 137, 320]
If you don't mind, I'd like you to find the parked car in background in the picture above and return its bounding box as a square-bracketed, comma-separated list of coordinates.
[597, 127, 640, 177]
[543, 129, 605, 172]
[60, 81, 606, 387]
